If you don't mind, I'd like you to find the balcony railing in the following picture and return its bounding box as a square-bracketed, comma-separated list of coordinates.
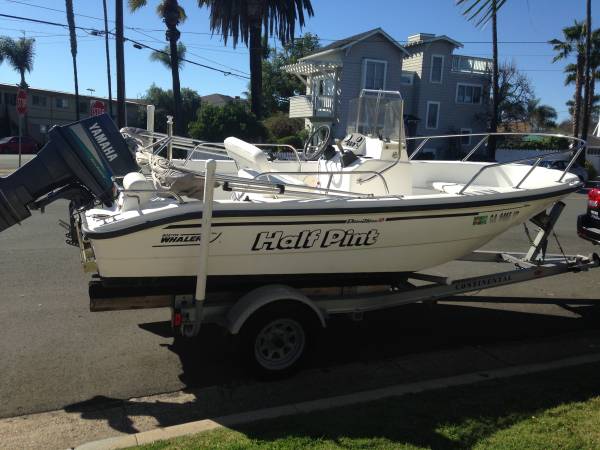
[452, 55, 492, 74]
[289, 95, 334, 119]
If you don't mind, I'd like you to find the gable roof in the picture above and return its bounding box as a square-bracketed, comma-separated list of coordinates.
[405, 34, 463, 49]
[302, 27, 409, 59]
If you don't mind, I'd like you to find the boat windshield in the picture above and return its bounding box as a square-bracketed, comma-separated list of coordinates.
[346, 90, 403, 141]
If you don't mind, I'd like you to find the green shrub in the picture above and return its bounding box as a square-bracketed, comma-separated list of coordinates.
[277, 135, 303, 149]
[263, 113, 304, 140]
[585, 160, 598, 180]
[189, 102, 267, 142]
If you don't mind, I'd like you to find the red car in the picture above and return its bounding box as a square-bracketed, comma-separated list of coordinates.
[0, 136, 40, 154]
[578, 188, 600, 245]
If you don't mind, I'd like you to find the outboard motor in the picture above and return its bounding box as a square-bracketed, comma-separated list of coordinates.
[0, 114, 137, 233]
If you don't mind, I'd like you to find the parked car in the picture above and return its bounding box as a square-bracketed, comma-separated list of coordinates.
[577, 188, 600, 245]
[0, 136, 40, 154]
[539, 159, 589, 183]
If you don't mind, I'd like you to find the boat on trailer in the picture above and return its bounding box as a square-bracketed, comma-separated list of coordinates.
[1, 90, 598, 376]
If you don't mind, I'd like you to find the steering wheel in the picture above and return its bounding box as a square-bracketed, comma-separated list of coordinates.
[303, 124, 331, 161]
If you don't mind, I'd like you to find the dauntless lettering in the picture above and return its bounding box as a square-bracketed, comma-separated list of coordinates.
[252, 229, 379, 251]
[88, 122, 118, 162]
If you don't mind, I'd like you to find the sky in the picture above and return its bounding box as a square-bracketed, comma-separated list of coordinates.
[0, 0, 598, 121]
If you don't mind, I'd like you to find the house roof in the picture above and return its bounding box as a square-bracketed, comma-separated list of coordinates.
[302, 27, 409, 59]
[405, 34, 463, 49]
[200, 93, 237, 106]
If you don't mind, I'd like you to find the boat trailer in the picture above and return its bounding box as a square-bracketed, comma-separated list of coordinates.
[88, 161, 600, 377]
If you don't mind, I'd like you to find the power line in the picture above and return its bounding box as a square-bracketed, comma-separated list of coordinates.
[0, 12, 249, 79]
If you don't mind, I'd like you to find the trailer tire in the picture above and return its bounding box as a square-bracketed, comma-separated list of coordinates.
[236, 301, 320, 379]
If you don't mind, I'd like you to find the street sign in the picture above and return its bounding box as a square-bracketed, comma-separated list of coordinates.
[16, 89, 27, 116]
[90, 100, 106, 117]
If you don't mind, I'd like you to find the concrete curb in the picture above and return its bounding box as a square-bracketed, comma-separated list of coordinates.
[74, 352, 600, 450]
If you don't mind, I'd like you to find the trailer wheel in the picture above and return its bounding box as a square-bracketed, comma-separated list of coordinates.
[236, 301, 320, 379]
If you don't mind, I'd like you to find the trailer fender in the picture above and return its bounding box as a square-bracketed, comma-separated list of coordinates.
[226, 284, 326, 335]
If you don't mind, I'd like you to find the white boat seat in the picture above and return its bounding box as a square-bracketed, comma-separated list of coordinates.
[224, 137, 271, 172]
[120, 172, 156, 211]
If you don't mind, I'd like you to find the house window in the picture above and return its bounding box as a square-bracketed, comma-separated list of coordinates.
[400, 71, 414, 85]
[79, 101, 88, 113]
[460, 128, 472, 145]
[32, 95, 47, 107]
[426, 101, 440, 129]
[430, 55, 444, 83]
[56, 98, 69, 109]
[362, 59, 387, 90]
[5, 93, 16, 106]
[456, 84, 483, 104]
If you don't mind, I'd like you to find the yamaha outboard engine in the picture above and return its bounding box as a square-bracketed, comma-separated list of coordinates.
[0, 114, 137, 233]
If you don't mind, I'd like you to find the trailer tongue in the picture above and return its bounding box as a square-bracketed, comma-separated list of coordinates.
[0, 114, 137, 233]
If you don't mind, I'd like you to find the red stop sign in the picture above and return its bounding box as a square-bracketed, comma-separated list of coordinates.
[16, 89, 27, 116]
[90, 100, 106, 116]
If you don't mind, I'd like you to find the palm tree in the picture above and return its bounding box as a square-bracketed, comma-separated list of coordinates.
[198, 0, 314, 119]
[129, 0, 187, 135]
[549, 21, 587, 137]
[150, 42, 186, 70]
[581, 0, 592, 141]
[115, 0, 126, 128]
[102, 0, 113, 118]
[457, 0, 507, 160]
[0, 36, 35, 136]
[65, 0, 80, 120]
[526, 98, 557, 131]
[0, 36, 35, 88]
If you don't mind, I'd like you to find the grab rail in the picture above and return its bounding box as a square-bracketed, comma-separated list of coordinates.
[360, 132, 586, 192]
[458, 145, 585, 194]
[252, 170, 390, 195]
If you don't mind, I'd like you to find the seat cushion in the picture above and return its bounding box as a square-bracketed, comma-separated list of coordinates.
[224, 137, 270, 172]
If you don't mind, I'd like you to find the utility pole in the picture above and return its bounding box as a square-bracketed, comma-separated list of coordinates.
[580, 0, 592, 151]
[115, 0, 126, 128]
[102, 0, 113, 119]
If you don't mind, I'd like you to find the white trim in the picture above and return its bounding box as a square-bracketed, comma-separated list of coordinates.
[302, 28, 409, 60]
[430, 54, 444, 84]
[455, 82, 483, 104]
[425, 101, 440, 129]
[362, 58, 388, 90]
[400, 71, 414, 85]
[460, 128, 472, 145]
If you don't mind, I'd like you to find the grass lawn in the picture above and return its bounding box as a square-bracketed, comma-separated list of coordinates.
[136, 361, 600, 449]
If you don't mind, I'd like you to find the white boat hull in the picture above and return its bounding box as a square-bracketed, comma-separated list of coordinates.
[85, 188, 574, 282]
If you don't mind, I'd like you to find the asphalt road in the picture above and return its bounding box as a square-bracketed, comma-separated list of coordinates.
[0, 154, 35, 172]
[0, 159, 600, 419]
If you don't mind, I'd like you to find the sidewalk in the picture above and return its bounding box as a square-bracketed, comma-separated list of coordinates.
[1, 330, 600, 450]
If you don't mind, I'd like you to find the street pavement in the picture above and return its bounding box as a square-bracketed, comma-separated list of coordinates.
[0, 154, 35, 174]
[0, 153, 599, 422]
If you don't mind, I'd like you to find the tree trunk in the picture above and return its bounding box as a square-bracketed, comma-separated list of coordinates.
[588, 72, 596, 124]
[573, 54, 584, 138]
[115, 0, 126, 128]
[66, 0, 80, 121]
[72, 56, 80, 120]
[487, 0, 499, 161]
[249, 21, 263, 119]
[580, 0, 592, 149]
[102, 0, 113, 118]
[167, 29, 184, 136]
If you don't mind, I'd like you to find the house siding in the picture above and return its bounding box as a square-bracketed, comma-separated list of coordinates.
[335, 35, 405, 139]
[287, 30, 492, 154]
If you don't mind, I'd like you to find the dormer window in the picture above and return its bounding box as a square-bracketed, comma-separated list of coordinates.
[362, 59, 387, 90]
[430, 55, 444, 84]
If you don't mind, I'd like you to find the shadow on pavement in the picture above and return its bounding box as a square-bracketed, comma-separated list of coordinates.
[64, 300, 600, 434]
